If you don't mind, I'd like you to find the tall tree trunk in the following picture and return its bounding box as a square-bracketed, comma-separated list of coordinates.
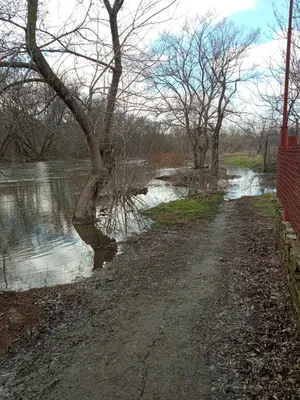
[262, 135, 268, 173]
[27, 0, 104, 173]
[26, 0, 123, 224]
[73, 171, 110, 224]
[102, 0, 123, 172]
[210, 79, 226, 180]
[198, 150, 205, 169]
[193, 146, 200, 169]
[198, 133, 209, 169]
[210, 133, 219, 178]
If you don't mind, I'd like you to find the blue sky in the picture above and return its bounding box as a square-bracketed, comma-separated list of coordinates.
[229, 0, 287, 39]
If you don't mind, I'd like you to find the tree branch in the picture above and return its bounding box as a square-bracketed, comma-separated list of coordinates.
[0, 78, 45, 91]
[0, 61, 38, 71]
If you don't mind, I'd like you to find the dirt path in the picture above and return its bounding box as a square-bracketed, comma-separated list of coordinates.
[1, 198, 299, 399]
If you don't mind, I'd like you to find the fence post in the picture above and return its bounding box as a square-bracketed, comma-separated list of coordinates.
[280, 127, 288, 146]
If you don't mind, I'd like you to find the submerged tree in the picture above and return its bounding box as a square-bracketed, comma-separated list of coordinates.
[0, 0, 175, 223]
[148, 13, 258, 175]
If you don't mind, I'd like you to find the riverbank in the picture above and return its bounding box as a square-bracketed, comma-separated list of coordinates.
[1, 195, 299, 400]
[143, 193, 223, 226]
[224, 153, 277, 173]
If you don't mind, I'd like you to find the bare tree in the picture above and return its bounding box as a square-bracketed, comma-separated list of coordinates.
[242, 115, 278, 172]
[0, 79, 71, 161]
[0, 0, 175, 223]
[147, 13, 258, 176]
[258, 0, 300, 136]
[0, 0, 124, 222]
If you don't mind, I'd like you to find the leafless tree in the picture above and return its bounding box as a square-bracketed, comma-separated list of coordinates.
[242, 115, 278, 171]
[258, 0, 300, 136]
[147, 12, 258, 176]
[0, 0, 175, 223]
[0, 79, 70, 161]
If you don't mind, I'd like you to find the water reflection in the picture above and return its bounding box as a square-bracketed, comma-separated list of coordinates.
[74, 225, 117, 270]
[225, 165, 275, 198]
[0, 162, 186, 291]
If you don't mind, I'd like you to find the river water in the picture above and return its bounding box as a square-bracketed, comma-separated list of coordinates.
[0, 161, 275, 291]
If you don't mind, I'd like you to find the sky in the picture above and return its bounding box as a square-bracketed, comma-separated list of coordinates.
[44, 0, 288, 113]
[229, 0, 278, 32]
[228, 0, 287, 66]
[163, 0, 285, 35]
[49, 0, 287, 55]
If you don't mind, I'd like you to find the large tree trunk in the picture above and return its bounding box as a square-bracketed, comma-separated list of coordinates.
[210, 133, 219, 178]
[193, 146, 200, 169]
[25, 0, 123, 224]
[102, 0, 123, 173]
[198, 150, 205, 169]
[198, 133, 209, 169]
[73, 171, 110, 224]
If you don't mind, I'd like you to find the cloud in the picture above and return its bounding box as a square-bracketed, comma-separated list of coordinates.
[249, 38, 285, 69]
[49, 0, 257, 33]
[174, 0, 256, 20]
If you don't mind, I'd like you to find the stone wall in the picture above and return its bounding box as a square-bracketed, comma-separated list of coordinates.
[276, 202, 300, 331]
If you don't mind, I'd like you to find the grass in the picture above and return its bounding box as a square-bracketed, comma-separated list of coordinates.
[225, 153, 262, 169]
[143, 193, 224, 227]
[252, 193, 276, 217]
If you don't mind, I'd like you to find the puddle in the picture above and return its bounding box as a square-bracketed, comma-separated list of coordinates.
[225, 165, 276, 199]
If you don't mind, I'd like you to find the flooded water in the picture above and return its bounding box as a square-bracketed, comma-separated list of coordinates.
[0, 161, 275, 291]
[0, 162, 186, 291]
[225, 165, 275, 199]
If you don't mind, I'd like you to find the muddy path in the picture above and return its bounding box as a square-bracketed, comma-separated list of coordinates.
[1, 198, 299, 399]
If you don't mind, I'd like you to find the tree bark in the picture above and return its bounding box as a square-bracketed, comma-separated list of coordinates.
[102, 0, 123, 172]
[198, 148, 206, 169]
[193, 146, 200, 169]
[262, 135, 268, 173]
[210, 134, 219, 178]
[27, 0, 104, 173]
[73, 171, 110, 224]
[25, 0, 124, 224]
[198, 133, 209, 169]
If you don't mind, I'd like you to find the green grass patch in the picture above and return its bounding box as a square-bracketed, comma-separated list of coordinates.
[252, 193, 276, 217]
[143, 193, 224, 227]
[225, 153, 262, 169]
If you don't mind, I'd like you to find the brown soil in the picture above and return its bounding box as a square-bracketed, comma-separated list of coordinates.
[0, 197, 299, 399]
[0, 287, 81, 352]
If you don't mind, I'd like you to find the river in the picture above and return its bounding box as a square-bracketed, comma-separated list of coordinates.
[0, 161, 275, 291]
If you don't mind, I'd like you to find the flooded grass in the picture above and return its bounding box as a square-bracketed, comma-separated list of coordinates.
[143, 193, 224, 227]
[252, 193, 276, 217]
[225, 153, 262, 169]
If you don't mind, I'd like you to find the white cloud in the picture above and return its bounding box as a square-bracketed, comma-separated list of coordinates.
[249, 38, 285, 70]
[174, 0, 256, 20]
[48, 0, 256, 34]
[41, 0, 262, 113]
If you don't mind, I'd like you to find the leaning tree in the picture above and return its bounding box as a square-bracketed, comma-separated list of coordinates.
[0, 0, 174, 223]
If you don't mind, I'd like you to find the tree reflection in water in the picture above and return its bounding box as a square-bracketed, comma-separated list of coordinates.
[0, 162, 184, 290]
[74, 224, 117, 270]
[95, 193, 151, 241]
